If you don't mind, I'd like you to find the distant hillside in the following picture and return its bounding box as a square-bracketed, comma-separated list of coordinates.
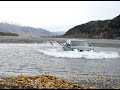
[62, 15, 120, 39]
[0, 23, 53, 37]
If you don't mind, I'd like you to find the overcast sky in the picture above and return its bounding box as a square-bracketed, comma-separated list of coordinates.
[0, 1, 120, 32]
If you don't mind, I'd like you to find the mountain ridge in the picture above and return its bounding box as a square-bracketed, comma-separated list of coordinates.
[0, 22, 53, 37]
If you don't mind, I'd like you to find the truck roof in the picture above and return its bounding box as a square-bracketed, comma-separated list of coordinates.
[66, 39, 86, 44]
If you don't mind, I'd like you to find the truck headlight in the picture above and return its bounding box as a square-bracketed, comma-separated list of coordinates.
[91, 48, 94, 52]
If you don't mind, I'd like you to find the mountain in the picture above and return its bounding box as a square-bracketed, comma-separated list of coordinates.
[52, 31, 65, 36]
[0, 23, 53, 37]
[62, 15, 120, 39]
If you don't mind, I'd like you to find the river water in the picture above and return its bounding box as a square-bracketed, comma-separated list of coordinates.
[0, 39, 120, 84]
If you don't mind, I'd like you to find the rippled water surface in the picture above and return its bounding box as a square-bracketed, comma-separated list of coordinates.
[0, 41, 120, 82]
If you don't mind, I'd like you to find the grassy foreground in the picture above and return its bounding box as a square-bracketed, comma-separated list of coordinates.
[0, 74, 95, 89]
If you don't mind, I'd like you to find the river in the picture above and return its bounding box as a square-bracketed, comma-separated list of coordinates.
[0, 38, 120, 86]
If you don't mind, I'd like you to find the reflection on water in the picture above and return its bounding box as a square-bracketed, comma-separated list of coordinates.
[0, 42, 120, 82]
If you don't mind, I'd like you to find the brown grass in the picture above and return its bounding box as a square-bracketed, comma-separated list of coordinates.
[0, 74, 95, 89]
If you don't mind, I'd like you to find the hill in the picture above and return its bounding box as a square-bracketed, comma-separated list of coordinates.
[62, 15, 120, 39]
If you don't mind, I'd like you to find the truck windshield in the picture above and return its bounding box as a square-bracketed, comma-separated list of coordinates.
[71, 41, 89, 46]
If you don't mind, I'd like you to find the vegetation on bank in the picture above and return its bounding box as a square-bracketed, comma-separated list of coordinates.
[0, 75, 94, 89]
[0, 32, 19, 36]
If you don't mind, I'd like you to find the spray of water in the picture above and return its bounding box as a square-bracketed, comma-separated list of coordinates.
[37, 42, 120, 59]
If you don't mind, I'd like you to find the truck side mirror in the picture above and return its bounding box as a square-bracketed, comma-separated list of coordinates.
[67, 44, 71, 47]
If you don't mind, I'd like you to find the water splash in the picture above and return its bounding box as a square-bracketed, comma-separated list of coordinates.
[37, 42, 120, 59]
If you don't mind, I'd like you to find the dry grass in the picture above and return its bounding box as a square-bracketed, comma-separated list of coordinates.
[0, 74, 95, 89]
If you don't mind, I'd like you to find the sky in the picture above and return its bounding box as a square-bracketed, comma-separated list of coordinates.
[0, 1, 120, 32]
